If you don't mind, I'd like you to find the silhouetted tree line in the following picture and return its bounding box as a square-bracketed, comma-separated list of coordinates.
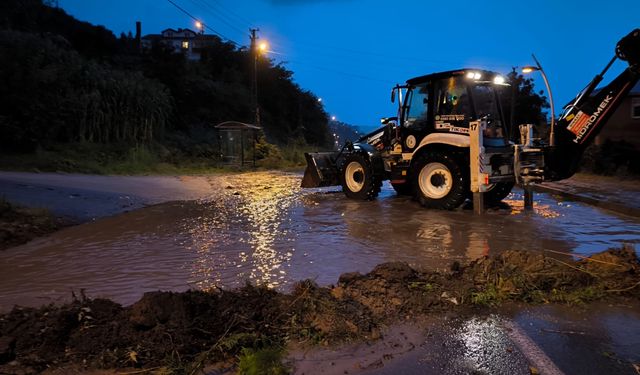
[0, 0, 331, 153]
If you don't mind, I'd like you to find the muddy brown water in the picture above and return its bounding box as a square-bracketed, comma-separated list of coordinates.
[0, 172, 639, 311]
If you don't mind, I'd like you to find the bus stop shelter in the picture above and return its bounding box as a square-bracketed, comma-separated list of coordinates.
[215, 121, 262, 167]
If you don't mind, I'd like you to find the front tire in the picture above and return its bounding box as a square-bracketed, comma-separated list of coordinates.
[411, 152, 468, 210]
[340, 153, 382, 200]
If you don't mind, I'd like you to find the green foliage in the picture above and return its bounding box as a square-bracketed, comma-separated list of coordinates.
[0, 0, 332, 170]
[0, 30, 172, 151]
[219, 333, 261, 352]
[0, 0, 119, 58]
[580, 140, 640, 177]
[238, 347, 288, 375]
[408, 281, 435, 292]
[255, 135, 284, 161]
[0, 142, 224, 175]
[471, 285, 503, 307]
[501, 71, 550, 141]
[548, 286, 606, 305]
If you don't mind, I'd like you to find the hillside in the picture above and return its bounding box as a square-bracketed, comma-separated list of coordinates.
[0, 0, 331, 172]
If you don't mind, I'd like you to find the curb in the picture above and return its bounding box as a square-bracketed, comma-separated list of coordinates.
[532, 184, 640, 218]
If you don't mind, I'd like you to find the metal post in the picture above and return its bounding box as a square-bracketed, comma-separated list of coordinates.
[250, 28, 261, 127]
[473, 192, 485, 215]
[469, 120, 488, 214]
[509, 67, 517, 141]
[240, 129, 244, 167]
[524, 185, 534, 210]
[532, 54, 555, 146]
[252, 131, 256, 167]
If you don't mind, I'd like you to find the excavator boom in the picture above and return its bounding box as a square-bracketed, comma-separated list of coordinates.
[546, 29, 640, 180]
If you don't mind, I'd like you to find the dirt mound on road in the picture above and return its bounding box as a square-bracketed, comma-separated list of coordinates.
[463, 246, 640, 304]
[1, 247, 638, 373]
[0, 200, 63, 250]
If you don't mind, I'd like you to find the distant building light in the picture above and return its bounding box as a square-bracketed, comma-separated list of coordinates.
[182, 40, 189, 49]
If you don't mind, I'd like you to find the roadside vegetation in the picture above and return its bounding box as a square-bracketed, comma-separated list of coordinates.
[580, 140, 640, 178]
[0, 0, 331, 174]
[0, 246, 638, 374]
[0, 140, 312, 175]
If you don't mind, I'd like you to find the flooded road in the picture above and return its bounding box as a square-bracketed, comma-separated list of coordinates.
[1, 171, 639, 311]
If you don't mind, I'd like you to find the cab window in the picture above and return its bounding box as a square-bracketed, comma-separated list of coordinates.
[434, 76, 472, 128]
[404, 84, 429, 127]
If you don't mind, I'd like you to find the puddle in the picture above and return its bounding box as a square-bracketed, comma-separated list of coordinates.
[1, 172, 639, 311]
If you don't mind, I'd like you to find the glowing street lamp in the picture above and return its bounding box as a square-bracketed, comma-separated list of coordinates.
[522, 54, 556, 146]
[195, 21, 204, 34]
[258, 41, 268, 53]
[331, 116, 337, 121]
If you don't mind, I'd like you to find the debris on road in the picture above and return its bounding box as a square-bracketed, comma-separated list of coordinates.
[0, 247, 638, 373]
[0, 199, 64, 251]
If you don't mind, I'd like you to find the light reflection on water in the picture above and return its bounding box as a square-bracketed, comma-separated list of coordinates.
[0, 171, 638, 310]
[185, 174, 300, 290]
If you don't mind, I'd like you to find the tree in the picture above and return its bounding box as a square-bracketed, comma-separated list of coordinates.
[501, 70, 550, 142]
[0, 0, 332, 155]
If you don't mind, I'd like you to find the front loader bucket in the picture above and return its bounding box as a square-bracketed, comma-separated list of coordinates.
[301, 152, 341, 188]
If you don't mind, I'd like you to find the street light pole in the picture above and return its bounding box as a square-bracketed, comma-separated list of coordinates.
[510, 66, 517, 141]
[250, 28, 260, 127]
[523, 55, 556, 146]
[249, 29, 267, 127]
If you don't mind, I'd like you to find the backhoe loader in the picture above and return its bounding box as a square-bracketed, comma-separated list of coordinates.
[301, 29, 640, 210]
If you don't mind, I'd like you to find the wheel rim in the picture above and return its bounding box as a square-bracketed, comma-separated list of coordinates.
[345, 161, 365, 193]
[418, 162, 452, 199]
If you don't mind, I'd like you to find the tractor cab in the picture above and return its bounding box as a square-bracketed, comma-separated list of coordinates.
[393, 69, 510, 152]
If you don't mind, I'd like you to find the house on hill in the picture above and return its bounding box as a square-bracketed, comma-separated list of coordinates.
[596, 81, 640, 148]
[141, 28, 221, 60]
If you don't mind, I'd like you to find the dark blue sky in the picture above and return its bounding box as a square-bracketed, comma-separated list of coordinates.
[60, 0, 639, 129]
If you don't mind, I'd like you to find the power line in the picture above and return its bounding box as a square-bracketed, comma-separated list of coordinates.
[165, 0, 240, 45]
[206, 0, 255, 29]
[281, 59, 395, 84]
[187, 0, 248, 37]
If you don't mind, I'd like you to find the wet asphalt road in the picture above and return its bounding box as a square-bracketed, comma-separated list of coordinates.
[316, 303, 640, 375]
[1, 171, 638, 309]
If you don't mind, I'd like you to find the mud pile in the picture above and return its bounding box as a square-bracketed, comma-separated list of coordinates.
[0, 247, 638, 373]
[0, 200, 61, 250]
[463, 246, 640, 304]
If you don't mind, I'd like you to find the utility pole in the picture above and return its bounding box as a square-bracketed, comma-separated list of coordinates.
[250, 28, 260, 127]
[510, 66, 517, 141]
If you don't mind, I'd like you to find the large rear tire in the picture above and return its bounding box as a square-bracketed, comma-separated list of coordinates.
[340, 153, 382, 200]
[411, 152, 468, 210]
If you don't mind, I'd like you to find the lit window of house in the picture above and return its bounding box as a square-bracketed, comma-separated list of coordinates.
[632, 97, 640, 119]
[182, 40, 189, 49]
